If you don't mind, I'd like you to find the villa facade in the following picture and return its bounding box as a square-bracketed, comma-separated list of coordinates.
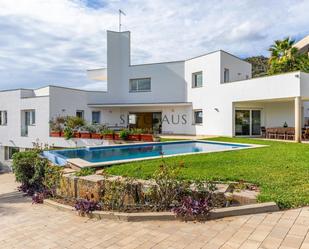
[1, 31, 309, 167]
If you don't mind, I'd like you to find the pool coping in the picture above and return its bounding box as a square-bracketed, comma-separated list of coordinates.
[44, 199, 279, 222]
[47, 140, 267, 169]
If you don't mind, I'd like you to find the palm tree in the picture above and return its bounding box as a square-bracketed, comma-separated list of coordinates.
[268, 37, 300, 74]
[269, 37, 298, 63]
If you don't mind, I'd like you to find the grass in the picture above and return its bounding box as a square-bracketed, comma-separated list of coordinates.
[106, 137, 309, 208]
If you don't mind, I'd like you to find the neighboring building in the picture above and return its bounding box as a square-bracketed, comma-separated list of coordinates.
[1, 30, 309, 167]
[294, 35, 309, 55]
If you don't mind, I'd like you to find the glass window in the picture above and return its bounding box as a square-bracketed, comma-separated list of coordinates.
[192, 72, 203, 88]
[0, 111, 7, 125]
[224, 68, 230, 83]
[5, 146, 20, 160]
[194, 110, 203, 124]
[31, 110, 35, 125]
[92, 111, 101, 124]
[24, 110, 35, 125]
[76, 110, 84, 119]
[129, 78, 151, 92]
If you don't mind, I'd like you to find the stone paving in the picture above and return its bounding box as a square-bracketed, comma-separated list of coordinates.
[0, 173, 308, 249]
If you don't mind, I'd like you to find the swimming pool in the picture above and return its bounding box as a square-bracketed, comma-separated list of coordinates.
[42, 140, 253, 167]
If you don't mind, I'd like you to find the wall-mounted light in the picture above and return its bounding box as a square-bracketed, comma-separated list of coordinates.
[214, 108, 219, 112]
[61, 109, 66, 112]
[295, 74, 300, 78]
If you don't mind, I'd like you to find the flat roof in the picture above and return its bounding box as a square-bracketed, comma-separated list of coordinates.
[88, 102, 192, 108]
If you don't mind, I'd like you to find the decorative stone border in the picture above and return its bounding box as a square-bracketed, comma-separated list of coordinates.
[44, 199, 279, 222]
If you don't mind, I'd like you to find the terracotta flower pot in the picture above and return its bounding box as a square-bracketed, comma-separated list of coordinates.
[128, 134, 141, 141]
[80, 132, 91, 139]
[113, 133, 120, 140]
[50, 131, 61, 137]
[141, 134, 153, 142]
[91, 133, 102, 139]
[103, 134, 114, 140]
[73, 132, 80, 138]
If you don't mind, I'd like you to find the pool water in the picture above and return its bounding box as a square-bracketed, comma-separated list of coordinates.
[43, 141, 250, 166]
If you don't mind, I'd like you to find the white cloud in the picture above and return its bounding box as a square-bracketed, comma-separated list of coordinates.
[0, 0, 308, 90]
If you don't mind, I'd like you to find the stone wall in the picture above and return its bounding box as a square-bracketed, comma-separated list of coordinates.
[57, 173, 229, 209]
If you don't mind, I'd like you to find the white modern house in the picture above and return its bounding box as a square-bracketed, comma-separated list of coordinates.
[1, 30, 309, 168]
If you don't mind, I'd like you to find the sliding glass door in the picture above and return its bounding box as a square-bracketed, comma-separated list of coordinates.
[235, 109, 261, 136]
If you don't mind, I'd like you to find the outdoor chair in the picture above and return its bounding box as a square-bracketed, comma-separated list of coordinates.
[276, 128, 286, 140]
[285, 128, 295, 140]
[266, 128, 277, 139]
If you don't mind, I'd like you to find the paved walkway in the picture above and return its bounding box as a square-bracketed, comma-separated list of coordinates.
[0, 173, 308, 249]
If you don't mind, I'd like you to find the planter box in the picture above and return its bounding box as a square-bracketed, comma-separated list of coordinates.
[103, 134, 114, 140]
[73, 132, 80, 138]
[128, 134, 141, 141]
[50, 131, 61, 137]
[91, 133, 102, 139]
[80, 132, 91, 139]
[113, 133, 120, 140]
[141, 134, 153, 142]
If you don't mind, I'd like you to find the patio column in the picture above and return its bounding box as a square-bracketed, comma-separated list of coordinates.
[295, 96, 302, 142]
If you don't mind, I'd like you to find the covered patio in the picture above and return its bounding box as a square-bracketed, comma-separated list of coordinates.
[233, 96, 308, 142]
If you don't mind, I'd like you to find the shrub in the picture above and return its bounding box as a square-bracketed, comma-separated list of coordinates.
[63, 127, 74, 140]
[172, 195, 213, 221]
[119, 129, 131, 140]
[74, 198, 101, 215]
[49, 116, 66, 132]
[75, 167, 96, 177]
[84, 124, 97, 133]
[149, 157, 187, 210]
[12, 151, 48, 191]
[13, 150, 62, 202]
[65, 116, 85, 129]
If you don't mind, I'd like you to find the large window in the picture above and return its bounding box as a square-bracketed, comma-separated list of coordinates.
[129, 78, 151, 92]
[192, 72, 203, 88]
[0, 111, 7, 125]
[92, 111, 101, 124]
[25, 110, 35, 125]
[76, 110, 84, 119]
[193, 110, 203, 124]
[223, 68, 230, 83]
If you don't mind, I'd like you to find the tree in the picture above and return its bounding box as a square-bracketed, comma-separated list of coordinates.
[245, 56, 269, 78]
[268, 37, 309, 74]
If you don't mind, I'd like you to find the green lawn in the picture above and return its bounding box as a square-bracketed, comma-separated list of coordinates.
[106, 137, 309, 208]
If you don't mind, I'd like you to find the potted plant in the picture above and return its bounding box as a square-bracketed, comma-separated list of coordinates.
[63, 126, 74, 140]
[141, 130, 154, 142]
[101, 129, 114, 140]
[91, 125, 102, 139]
[79, 124, 95, 139]
[128, 129, 142, 141]
[49, 116, 65, 137]
[65, 116, 85, 138]
[119, 129, 131, 140]
[113, 132, 120, 140]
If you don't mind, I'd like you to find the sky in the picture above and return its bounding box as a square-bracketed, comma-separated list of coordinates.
[0, 0, 308, 91]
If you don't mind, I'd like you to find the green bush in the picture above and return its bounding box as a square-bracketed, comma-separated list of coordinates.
[63, 127, 74, 140]
[101, 129, 114, 135]
[119, 129, 131, 140]
[65, 116, 85, 129]
[12, 151, 49, 189]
